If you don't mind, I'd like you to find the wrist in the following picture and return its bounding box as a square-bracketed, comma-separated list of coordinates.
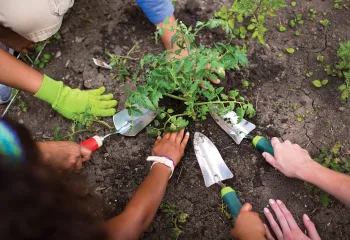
[34, 75, 63, 105]
[151, 163, 172, 177]
[36, 142, 52, 163]
[295, 159, 320, 181]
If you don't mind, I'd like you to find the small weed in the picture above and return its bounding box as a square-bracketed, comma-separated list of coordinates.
[295, 31, 301, 36]
[221, 200, 232, 219]
[277, 25, 287, 32]
[312, 79, 328, 88]
[297, 115, 304, 122]
[317, 55, 324, 63]
[291, 1, 296, 7]
[53, 127, 64, 141]
[308, 9, 317, 20]
[319, 19, 329, 28]
[214, 0, 287, 45]
[285, 48, 295, 54]
[80, 8, 93, 23]
[34, 53, 52, 69]
[160, 203, 189, 240]
[306, 72, 313, 77]
[291, 103, 297, 111]
[107, 44, 139, 82]
[311, 142, 350, 207]
[290, 13, 303, 28]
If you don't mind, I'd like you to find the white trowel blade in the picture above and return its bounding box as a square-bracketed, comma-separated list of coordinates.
[193, 132, 233, 187]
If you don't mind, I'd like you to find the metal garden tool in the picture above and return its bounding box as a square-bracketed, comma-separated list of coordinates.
[81, 105, 156, 152]
[194, 132, 242, 217]
[210, 106, 274, 156]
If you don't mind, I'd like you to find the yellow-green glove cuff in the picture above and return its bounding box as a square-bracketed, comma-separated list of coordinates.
[34, 75, 63, 105]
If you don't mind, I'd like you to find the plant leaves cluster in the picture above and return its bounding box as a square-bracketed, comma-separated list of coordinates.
[336, 41, 350, 101]
[160, 203, 189, 240]
[126, 20, 255, 134]
[310, 142, 350, 207]
[214, 0, 287, 45]
[106, 44, 139, 82]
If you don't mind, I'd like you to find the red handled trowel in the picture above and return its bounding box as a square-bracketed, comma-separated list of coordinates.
[80, 105, 156, 152]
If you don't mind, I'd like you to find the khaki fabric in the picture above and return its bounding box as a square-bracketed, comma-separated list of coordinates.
[0, 0, 74, 42]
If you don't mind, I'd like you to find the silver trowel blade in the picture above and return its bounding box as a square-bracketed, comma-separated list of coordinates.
[113, 105, 156, 137]
[210, 106, 256, 144]
[193, 132, 233, 187]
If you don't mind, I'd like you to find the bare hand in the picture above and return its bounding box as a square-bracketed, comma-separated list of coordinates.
[0, 25, 34, 54]
[262, 138, 315, 179]
[264, 199, 321, 240]
[37, 141, 91, 172]
[152, 129, 190, 166]
[231, 203, 266, 240]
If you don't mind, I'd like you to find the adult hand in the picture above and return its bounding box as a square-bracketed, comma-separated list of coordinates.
[264, 199, 321, 240]
[152, 129, 190, 166]
[262, 138, 316, 179]
[231, 203, 266, 240]
[35, 75, 117, 122]
[37, 141, 91, 172]
[0, 25, 35, 53]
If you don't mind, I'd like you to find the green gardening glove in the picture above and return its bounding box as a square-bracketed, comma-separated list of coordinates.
[34, 75, 117, 121]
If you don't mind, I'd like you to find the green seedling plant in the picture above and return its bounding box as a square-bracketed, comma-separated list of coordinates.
[312, 79, 328, 88]
[319, 19, 329, 28]
[317, 55, 324, 63]
[334, 0, 349, 9]
[289, 13, 304, 28]
[311, 142, 350, 207]
[285, 48, 295, 54]
[277, 25, 287, 32]
[107, 44, 139, 82]
[80, 8, 93, 23]
[34, 53, 52, 69]
[160, 203, 189, 240]
[336, 41, 350, 101]
[214, 0, 287, 45]
[127, 19, 255, 135]
[306, 72, 313, 77]
[308, 9, 317, 20]
[295, 31, 301, 36]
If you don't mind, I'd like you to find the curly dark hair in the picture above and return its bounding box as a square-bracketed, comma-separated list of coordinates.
[0, 119, 107, 240]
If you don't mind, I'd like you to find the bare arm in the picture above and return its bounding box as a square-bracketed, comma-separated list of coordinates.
[299, 161, 350, 206]
[263, 138, 350, 207]
[0, 48, 42, 94]
[103, 130, 190, 240]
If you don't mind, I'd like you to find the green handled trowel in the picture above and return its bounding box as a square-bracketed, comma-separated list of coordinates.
[194, 132, 242, 217]
[210, 106, 274, 156]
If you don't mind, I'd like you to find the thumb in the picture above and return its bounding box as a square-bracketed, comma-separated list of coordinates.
[303, 214, 321, 240]
[80, 145, 92, 162]
[263, 152, 278, 168]
[240, 203, 252, 213]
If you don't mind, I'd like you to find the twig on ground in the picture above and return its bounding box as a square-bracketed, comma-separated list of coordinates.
[177, 165, 184, 184]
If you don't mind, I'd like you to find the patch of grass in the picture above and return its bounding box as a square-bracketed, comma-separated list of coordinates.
[160, 203, 189, 240]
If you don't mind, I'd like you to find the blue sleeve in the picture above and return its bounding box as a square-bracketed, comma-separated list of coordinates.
[136, 0, 174, 24]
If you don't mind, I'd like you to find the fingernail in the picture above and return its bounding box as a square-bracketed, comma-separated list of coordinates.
[304, 214, 310, 221]
[217, 79, 221, 83]
[277, 200, 282, 205]
[186, 132, 190, 136]
[269, 199, 275, 205]
[264, 224, 268, 229]
[264, 208, 270, 213]
[262, 152, 266, 158]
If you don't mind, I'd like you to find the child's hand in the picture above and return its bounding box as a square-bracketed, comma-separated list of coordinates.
[152, 129, 190, 166]
[231, 203, 266, 240]
[264, 199, 321, 240]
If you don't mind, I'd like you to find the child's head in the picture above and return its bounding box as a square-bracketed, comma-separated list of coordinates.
[0, 118, 106, 240]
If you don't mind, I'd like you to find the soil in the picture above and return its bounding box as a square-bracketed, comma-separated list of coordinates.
[2, 0, 350, 239]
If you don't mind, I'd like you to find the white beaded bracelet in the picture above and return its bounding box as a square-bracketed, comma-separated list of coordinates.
[147, 156, 175, 178]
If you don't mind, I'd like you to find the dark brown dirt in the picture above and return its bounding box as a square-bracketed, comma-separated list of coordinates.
[2, 0, 350, 239]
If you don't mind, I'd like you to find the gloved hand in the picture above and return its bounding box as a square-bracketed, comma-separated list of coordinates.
[34, 75, 117, 121]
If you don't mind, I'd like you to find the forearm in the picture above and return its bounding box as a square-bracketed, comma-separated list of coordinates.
[0, 48, 43, 94]
[299, 161, 350, 206]
[104, 164, 171, 239]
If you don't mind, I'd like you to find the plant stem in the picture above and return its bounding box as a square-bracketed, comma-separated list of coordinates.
[194, 100, 244, 106]
[163, 113, 188, 131]
[165, 93, 187, 101]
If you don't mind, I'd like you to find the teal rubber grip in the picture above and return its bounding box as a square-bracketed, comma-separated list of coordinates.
[252, 136, 274, 156]
[221, 187, 242, 217]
